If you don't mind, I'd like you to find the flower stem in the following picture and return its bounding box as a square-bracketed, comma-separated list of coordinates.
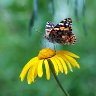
[48, 60, 70, 96]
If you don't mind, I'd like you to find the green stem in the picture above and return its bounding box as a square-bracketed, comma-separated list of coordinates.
[49, 60, 70, 96]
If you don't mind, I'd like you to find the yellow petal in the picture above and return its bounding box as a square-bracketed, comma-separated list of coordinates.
[61, 55, 73, 72]
[27, 67, 34, 84]
[64, 54, 80, 68]
[27, 67, 33, 84]
[20, 57, 38, 81]
[34, 65, 38, 79]
[44, 60, 50, 80]
[50, 57, 59, 75]
[54, 56, 63, 73]
[63, 51, 80, 58]
[27, 64, 38, 84]
[37, 60, 44, 77]
[56, 56, 68, 74]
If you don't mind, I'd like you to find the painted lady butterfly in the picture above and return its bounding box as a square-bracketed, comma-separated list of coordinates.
[45, 18, 76, 45]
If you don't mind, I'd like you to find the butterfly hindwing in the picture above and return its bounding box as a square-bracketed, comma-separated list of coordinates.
[45, 22, 54, 38]
[45, 22, 54, 32]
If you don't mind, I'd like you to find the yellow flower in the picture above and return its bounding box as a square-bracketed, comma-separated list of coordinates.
[20, 48, 80, 84]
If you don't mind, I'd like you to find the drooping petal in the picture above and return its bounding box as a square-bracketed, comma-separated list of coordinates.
[64, 54, 80, 68]
[20, 57, 38, 81]
[54, 56, 63, 73]
[37, 60, 44, 77]
[27, 64, 38, 84]
[57, 51, 80, 58]
[44, 60, 50, 80]
[50, 57, 59, 75]
[34, 65, 38, 79]
[63, 51, 80, 58]
[61, 55, 73, 72]
[56, 56, 68, 74]
[27, 67, 34, 84]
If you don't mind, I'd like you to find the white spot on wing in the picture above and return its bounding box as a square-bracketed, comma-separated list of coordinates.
[66, 23, 68, 26]
[54, 28, 59, 30]
[45, 29, 52, 32]
[46, 25, 51, 27]
[59, 23, 64, 25]
[63, 20, 66, 22]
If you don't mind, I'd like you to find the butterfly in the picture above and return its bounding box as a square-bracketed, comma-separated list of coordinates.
[45, 18, 76, 45]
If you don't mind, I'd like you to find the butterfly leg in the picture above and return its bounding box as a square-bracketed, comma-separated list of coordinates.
[53, 44, 56, 52]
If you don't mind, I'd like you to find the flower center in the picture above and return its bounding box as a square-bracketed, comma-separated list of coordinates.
[38, 48, 56, 60]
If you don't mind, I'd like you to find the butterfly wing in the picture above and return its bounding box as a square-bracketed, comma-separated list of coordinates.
[45, 22, 55, 42]
[48, 18, 76, 44]
[54, 18, 72, 32]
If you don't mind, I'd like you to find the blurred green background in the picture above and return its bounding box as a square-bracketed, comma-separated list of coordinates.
[0, 0, 96, 96]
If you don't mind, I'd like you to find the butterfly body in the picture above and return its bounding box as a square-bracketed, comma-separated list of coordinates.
[45, 18, 76, 45]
